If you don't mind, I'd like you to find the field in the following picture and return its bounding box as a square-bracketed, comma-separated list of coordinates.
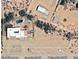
[1, 0, 78, 57]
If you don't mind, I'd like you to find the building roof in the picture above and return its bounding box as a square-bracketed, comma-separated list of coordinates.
[36, 5, 49, 15]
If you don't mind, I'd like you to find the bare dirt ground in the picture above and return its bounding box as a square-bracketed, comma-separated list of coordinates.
[1, 0, 78, 56]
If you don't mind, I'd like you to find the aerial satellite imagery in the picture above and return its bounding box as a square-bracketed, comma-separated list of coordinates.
[1, 0, 78, 59]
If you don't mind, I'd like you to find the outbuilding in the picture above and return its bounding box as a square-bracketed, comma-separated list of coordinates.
[36, 5, 49, 15]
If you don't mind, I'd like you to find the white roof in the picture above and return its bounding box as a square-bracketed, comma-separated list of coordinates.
[7, 28, 28, 38]
[7, 28, 20, 38]
[4, 0, 12, 2]
[37, 5, 49, 15]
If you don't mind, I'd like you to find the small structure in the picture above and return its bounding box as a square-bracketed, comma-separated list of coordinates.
[7, 28, 21, 38]
[36, 5, 49, 15]
[7, 28, 28, 38]
[3, 0, 12, 2]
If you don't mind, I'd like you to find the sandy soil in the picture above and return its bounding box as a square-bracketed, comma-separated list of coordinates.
[1, 0, 78, 56]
